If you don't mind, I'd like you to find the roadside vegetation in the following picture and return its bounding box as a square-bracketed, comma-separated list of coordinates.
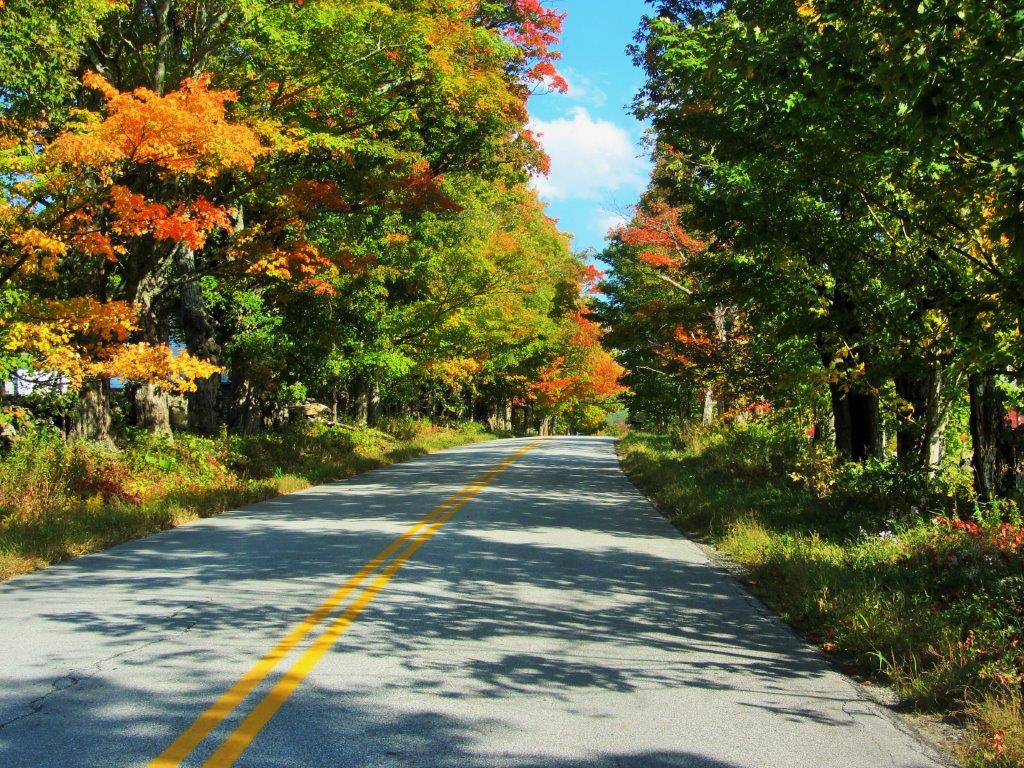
[619, 424, 1024, 768]
[0, 419, 490, 582]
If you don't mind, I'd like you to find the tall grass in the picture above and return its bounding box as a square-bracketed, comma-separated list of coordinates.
[619, 425, 1024, 768]
[0, 420, 491, 580]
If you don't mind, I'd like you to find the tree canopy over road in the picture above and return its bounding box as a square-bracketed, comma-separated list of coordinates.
[0, 0, 624, 439]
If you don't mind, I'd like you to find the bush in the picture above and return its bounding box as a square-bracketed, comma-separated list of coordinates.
[377, 416, 437, 441]
[0, 430, 140, 520]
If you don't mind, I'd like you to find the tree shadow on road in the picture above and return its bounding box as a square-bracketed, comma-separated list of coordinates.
[0, 438, 941, 767]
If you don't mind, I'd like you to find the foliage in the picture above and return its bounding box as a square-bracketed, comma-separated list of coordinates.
[608, 0, 1024, 496]
[0, 421, 492, 580]
[0, 0, 619, 440]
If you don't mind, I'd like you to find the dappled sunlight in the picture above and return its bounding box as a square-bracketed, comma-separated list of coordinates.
[0, 438, 944, 767]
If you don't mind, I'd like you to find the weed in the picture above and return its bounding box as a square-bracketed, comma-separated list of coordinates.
[619, 426, 1024, 768]
[0, 421, 491, 581]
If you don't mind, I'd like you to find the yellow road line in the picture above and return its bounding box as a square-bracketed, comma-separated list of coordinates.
[150, 501, 459, 768]
[151, 439, 545, 768]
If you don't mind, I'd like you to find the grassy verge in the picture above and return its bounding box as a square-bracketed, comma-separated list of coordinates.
[618, 428, 1024, 768]
[0, 419, 492, 582]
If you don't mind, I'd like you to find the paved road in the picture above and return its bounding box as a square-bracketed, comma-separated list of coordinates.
[0, 437, 947, 768]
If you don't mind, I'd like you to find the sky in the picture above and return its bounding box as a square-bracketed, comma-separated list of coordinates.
[527, 0, 653, 257]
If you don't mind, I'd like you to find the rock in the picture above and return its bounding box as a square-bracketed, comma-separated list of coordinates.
[288, 402, 333, 423]
[0, 421, 18, 451]
[168, 395, 189, 431]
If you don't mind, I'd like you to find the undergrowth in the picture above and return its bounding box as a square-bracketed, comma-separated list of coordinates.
[0, 419, 491, 581]
[618, 424, 1024, 768]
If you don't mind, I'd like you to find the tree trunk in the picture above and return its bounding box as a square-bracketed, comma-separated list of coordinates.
[700, 304, 729, 425]
[187, 376, 220, 434]
[177, 246, 221, 435]
[828, 384, 880, 462]
[352, 377, 369, 425]
[72, 379, 113, 443]
[231, 376, 263, 434]
[486, 400, 512, 433]
[701, 388, 717, 425]
[136, 381, 171, 435]
[152, 0, 172, 93]
[829, 383, 853, 460]
[367, 379, 381, 428]
[133, 299, 171, 434]
[511, 405, 523, 435]
[896, 366, 952, 471]
[849, 390, 881, 461]
[125, 251, 173, 434]
[969, 373, 1017, 501]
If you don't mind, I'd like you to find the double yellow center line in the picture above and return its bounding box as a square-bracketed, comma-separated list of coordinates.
[151, 439, 546, 768]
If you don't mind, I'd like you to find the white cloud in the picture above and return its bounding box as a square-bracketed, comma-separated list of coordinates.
[561, 70, 608, 108]
[596, 210, 629, 236]
[528, 107, 649, 202]
[537, 69, 607, 107]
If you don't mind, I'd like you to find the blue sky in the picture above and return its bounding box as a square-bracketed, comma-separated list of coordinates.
[527, 0, 653, 256]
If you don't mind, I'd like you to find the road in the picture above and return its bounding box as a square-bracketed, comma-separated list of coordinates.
[0, 436, 947, 768]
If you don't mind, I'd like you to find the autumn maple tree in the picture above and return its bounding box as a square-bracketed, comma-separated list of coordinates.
[0, 71, 266, 435]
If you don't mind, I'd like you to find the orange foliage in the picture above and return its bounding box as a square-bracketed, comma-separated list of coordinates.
[393, 162, 462, 214]
[586, 354, 628, 399]
[53, 72, 265, 178]
[1, 297, 218, 391]
[1, 74, 260, 394]
[284, 180, 349, 215]
[656, 324, 718, 369]
[503, 0, 568, 92]
[614, 201, 704, 271]
[530, 304, 626, 409]
[7, 228, 68, 277]
[423, 357, 485, 387]
[531, 356, 580, 406]
[108, 186, 232, 250]
[102, 343, 222, 394]
[582, 264, 605, 294]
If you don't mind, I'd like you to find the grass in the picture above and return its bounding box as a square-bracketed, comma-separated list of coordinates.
[618, 426, 1024, 768]
[0, 418, 492, 581]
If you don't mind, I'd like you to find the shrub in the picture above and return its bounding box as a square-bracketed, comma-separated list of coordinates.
[377, 416, 437, 441]
[0, 430, 140, 520]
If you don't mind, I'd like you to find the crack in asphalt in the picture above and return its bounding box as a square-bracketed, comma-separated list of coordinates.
[0, 601, 206, 731]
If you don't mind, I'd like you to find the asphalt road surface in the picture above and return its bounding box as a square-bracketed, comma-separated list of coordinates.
[0, 436, 949, 768]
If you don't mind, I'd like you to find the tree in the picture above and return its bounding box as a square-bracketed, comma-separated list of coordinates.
[622, 0, 1024, 497]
